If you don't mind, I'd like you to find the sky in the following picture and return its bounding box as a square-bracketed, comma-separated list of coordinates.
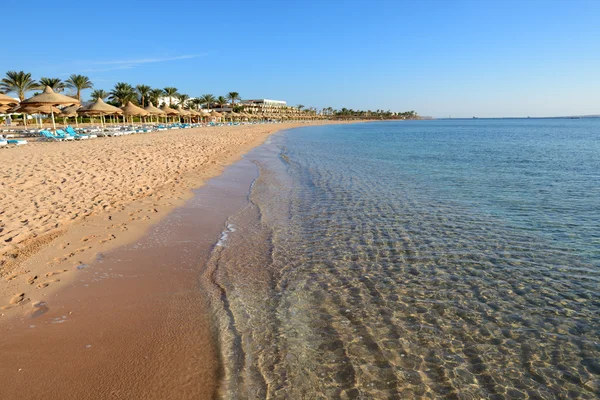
[2, 0, 599, 118]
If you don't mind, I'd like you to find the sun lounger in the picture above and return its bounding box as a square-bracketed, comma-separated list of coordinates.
[7, 139, 27, 145]
[0, 139, 7, 146]
[57, 129, 89, 140]
[52, 130, 74, 141]
[40, 130, 63, 141]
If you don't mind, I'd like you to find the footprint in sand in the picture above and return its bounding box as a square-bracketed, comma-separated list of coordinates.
[99, 234, 116, 244]
[46, 269, 67, 277]
[9, 293, 25, 305]
[26, 276, 38, 285]
[65, 247, 91, 258]
[80, 235, 98, 242]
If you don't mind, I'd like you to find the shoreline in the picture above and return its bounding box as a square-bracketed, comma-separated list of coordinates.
[0, 120, 362, 399]
[1, 121, 359, 316]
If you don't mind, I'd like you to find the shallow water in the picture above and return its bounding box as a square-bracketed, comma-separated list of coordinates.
[204, 120, 600, 399]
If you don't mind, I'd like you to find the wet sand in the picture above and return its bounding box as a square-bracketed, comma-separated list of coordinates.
[1, 122, 344, 313]
[0, 122, 352, 399]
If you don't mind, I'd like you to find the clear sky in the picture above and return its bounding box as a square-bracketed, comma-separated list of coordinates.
[2, 0, 599, 117]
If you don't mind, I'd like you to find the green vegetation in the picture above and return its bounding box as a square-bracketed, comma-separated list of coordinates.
[39, 77, 65, 92]
[65, 74, 93, 101]
[1, 71, 38, 101]
[2, 71, 420, 119]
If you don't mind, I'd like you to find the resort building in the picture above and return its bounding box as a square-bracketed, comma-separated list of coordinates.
[240, 99, 295, 114]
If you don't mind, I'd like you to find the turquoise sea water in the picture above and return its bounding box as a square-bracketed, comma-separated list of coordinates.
[206, 120, 600, 399]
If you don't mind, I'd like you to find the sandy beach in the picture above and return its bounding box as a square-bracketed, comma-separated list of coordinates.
[0, 121, 346, 399]
[0, 122, 339, 310]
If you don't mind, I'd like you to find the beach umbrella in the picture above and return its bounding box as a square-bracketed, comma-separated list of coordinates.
[188, 109, 202, 122]
[8, 104, 62, 128]
[210, 111, 222, 122]
[199, 110, 210, 123]
[60, 105, 81, 127]
[80, 98, 123, 127]
[21, 86, 79, 129]
[0, 93, 19, 106]
[144, 102, 165, 123]
[177, 107, 190, 122]
[160, 104, 179, 123]
[121, 101, 149, 124]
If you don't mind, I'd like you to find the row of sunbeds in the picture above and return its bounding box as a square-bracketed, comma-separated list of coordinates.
[1, 120, 284, 146]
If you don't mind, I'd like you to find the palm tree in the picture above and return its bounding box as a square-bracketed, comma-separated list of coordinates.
[136, 85, 152, 108]
[90, 89, 109, 101]
[149, 88, 164, 106]
[227, 92, 241, 106]
[109, 82, 136, 106]
[176, 93, 190, 108]
[163, 87, 178, 106]
[39, 77, 65, 92]
[199, 94, 216, 110]
[217, 96, 228, 110]
[189, 98, 202, 111]
[65, 74, 93, 101]
[297, 104, 304, 111]
[0, 71, 38, 101]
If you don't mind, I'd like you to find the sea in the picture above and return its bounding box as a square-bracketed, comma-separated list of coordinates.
[203, 119, 600, 399]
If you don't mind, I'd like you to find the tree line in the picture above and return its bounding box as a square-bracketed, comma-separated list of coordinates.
[1, 70, 420, 118]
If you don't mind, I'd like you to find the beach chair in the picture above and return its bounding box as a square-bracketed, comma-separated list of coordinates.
[40, 130, 63, 141]
[57, 129, 88, 140]
[66, 126, 97, 139]
[7, 139, 27, 145]
[0, 139, 7, 147]
[53, 129, 75, 141]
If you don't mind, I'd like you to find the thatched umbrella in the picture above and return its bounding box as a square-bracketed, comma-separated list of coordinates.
[60, 105, 81, 127]
[177, 107, 191, 123]
[21, 86, 79, 129]
[0, 93, 18, 106]
[121, 101, 149, 124]
[160, 105, 179, 123]
[80, 98, 123, 127]
[188, 109, 202, 122]
[210, 111, 222, 122]
[196, 110, 209, 123]
[144, 102, 165, 123]
[8, 104, 62, 128]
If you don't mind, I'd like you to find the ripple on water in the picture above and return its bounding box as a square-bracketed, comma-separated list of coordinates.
[205, 121, 600, 399]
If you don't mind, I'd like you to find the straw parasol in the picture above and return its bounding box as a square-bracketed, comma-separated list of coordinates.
[0, 93, 19, 106]
[159, 104, 178, 123]
[60, 104, 81, 127]
[144, 102, 165, 123]
[21, 86, 79, 129]
[121, 101, 149, 124]
[80, 98, 123, 127]
[8, 104, 62, 128]
[210, 111, 222, 121]
[188, 109, 202, 122]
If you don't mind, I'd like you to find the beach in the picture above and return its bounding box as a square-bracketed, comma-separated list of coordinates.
[0, 122, 338, 309]
[0, 121, 343, 399]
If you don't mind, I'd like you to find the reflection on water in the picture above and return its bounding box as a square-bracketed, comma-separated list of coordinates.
[204, 120, 600, 399]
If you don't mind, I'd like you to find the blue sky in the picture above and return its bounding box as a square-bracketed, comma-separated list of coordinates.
[2, 0, 599, 117]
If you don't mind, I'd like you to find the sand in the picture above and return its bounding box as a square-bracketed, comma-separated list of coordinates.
[0, 121, 355, 399]
[0, 122, 339, 312]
